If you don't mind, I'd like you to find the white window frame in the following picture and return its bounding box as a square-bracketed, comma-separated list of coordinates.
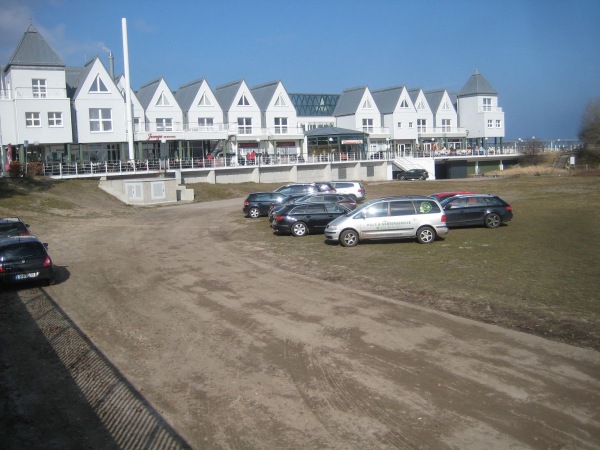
[32, 79, 47, 98]
[442, 119, 451, 132]
[198, 117, 214, 131]
[156, 92, 171, 106]
[238, 117, 252, 134]
[48, 112, 63, 127]
[156, 118, 173, 131]
[198, 93, 212, 106]
[400, 99, 409, 108]
[26, 112, 41, 127]
[238, 95, 250, 106]
[89, 108, 112, 132]
[274, 117, 288, 134]
[487, 119, 493, 128]
[483, 98, 492, 112]
[362, 118, 373, 132]
[89, 74, 109, 93]
[496, 120, 502, 128]
[417, 119, 427, 132]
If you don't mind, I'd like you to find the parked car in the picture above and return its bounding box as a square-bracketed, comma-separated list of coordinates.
[272, 203, 350, 237]
[429, 191, 475, 202]
[440, 194, 513, 228]
[0, 217, 31, 238]
[0, 235, 55, 286]
[268, 193, 357, 222]
[396, 168, 429, 180]
[330, 181, 366, 202]
[274, 182, 336, 196]
[324, 196, 448, 247]
[243, 192, 289, 218]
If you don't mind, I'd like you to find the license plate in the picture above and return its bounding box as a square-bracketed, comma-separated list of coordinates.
[15, 272, 39, 280]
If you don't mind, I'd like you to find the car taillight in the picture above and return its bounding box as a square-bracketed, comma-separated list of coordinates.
[43, 256, 52, 267]
[441, 214, 447, 223]
[506, 206, 512, 211]
[274, 216, 284, 222]
[244, 201, 249, 206]
[0, 264, 4, 273]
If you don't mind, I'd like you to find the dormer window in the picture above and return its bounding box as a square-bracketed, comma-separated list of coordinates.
[275, 94, 287, 106]
[89, 75, 109, 93]
[238, 94, 250, 106]
[198, 93, 212, 106]
[156, 92, 171, 106]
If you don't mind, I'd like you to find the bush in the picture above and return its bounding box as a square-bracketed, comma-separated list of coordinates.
[8, 161, 22, 177]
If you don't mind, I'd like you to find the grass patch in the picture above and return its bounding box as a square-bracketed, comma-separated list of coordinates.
[2, 175, 599, 348]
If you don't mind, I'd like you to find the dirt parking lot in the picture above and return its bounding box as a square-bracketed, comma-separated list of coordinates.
[1, 185, 599, 449]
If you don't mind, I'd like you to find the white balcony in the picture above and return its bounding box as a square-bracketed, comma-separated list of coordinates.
[418, 127, 468, 138]
[12, 87, 68, 99]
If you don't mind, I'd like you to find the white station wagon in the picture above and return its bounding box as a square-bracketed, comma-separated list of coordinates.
[324, 196, 448, 247]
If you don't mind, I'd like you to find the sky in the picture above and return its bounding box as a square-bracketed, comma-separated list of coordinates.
[1, 0, 599, 141]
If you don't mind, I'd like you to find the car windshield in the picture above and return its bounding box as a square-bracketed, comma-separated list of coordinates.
[350, 198, 382, 215]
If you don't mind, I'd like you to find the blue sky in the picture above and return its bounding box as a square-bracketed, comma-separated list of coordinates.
[1, 0, 599, 140]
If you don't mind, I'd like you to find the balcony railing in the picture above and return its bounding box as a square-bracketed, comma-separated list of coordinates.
[10, 87, 68, 99]
[478, 106, 503, 113]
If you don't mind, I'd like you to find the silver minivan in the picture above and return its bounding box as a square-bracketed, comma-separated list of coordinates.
[324, 196, 448, 247]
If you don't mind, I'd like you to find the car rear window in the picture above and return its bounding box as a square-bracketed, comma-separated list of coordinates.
[390, 201, 416, 216]
[0, 242, 45, 260]
[0, 223, 28, 236]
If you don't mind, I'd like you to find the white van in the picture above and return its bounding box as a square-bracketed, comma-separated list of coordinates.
[324, 196, 448, 247]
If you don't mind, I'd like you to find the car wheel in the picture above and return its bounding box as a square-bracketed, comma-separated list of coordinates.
[400, 176, 406, 181]
[348, 194, 358, 202]
[419, 176, 425, 180]
[291, 222, 308, 237]
[416, 226, 436, 244]
[484, 213, 502, 228]
[340, 229, 359, 247]
[248, 207, 260, 219]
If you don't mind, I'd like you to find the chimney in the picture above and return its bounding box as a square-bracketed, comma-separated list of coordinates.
[109, 52, 115, 79]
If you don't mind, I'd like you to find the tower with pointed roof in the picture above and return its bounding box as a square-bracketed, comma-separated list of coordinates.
[457, 70, 505, 148]
[1, 24, 73, 163]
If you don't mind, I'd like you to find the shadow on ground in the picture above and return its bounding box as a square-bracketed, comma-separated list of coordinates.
[0, 285, 191, 449]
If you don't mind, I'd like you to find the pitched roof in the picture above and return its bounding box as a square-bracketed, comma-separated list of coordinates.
[458, 70, 497, 97]
[214, 80, 245, 110]
[66, 66, 84, 98]
[71, 57, 98, 99]
[136, 78, 162, 109]
[424, 89, 445, 112]
[174, 78, 206, 112]
[372, 85, 405, 114]
[333, 86, 368, 117]
[5, 24, 64, 71]
[251, 80, 280, 111]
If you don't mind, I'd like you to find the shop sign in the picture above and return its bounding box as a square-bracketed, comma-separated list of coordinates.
[341, 140, 363, 145]
[275, 141, 295, 147]
[147, 133, 177, 141]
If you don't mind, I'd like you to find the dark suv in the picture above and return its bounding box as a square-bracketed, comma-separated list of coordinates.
[243, 192, 289, 218]
[274, 182, 336, 196]
[0, 235, 55, 286]
[0, 217, 31, 238]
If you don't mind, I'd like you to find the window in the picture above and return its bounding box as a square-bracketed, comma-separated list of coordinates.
[238, 117, 252, 134]
[442, 101, 451, 110]
[496, 120, 502, 128]
[90, 108, 112, 132]
[487, 119, 493, 128]
[409, 122, 413, 128]
[274, 117, 288, 134]
[417, 100, 425, 110]
[238, 94, 250, 106]
[362, 99, 372, 109]
[156, 92, 171, 106]
[417, 119, 427, 132]
[89, 75, 109, 93]
[25, 112, 41, 127]
[362, 118, 373, 132]
[400, 99, 409, 108]
[483, 98, 492, 112]
[364, 202, 388, 218]
[198, 93, 211, 106]
[48, 112, 63, 127]
[390, 201, 416, 216]
[32, 79, 47, 98]
[156, 118, 173, 131]
[415, 200, 440, 214]
[442, 119, 451, 132]
[275, 95, 287, 106]
[198, 118, 214, 130]
[397, 122, 402, 128]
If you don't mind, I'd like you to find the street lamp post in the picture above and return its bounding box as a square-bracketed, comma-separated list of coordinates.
[23, 140, 29, 176]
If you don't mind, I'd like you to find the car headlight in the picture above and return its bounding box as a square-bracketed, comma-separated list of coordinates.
[327, 225, 337, 231]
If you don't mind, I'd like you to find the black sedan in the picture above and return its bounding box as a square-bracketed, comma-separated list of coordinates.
[271, 203, 349, 237]
[441, 194, 513, 228]
[0, 236, 55, 286]
[397, 168, 429, 180]
[243, 192, 289, 218]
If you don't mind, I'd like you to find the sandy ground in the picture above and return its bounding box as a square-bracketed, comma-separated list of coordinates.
[1, 190, 599, 449]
